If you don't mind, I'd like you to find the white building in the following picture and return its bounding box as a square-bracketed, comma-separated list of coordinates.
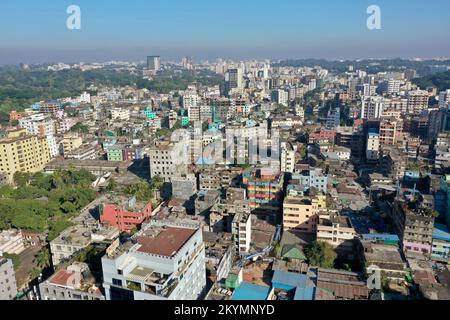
[19, 113, 58, 157]
[0, 229, 25, 255]
[111, 108, 130, 121]
[366, 131, 380, 162]
[361, 96, 384, 120]
[231, 204, 252, 255]
[101, 219, 206, 300]
[0, 256, 18, 300]
[281, 142, 296, 173]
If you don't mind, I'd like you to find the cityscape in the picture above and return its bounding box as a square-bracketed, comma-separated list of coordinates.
[1, 0, 450, 306]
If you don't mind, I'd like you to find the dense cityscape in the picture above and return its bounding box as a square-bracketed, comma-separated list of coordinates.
[1, 56, 450, 302]
[1, 1, 450, 309]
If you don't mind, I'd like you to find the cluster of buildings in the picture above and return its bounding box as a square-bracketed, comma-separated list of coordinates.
[1, 57, 450, 301]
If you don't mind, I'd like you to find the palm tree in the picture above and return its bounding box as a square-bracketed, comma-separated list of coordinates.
[34, 247, 51, 270]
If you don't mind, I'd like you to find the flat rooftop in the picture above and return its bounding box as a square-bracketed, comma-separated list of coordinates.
[136, 227, 197, 257]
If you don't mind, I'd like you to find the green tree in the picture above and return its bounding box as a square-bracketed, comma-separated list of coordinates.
[34, 247, 51, 270]
[305, 241, 337, 268]
[13, 172, 31, 187]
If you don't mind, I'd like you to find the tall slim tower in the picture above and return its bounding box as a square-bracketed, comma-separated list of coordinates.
[147, 56, 161, 72]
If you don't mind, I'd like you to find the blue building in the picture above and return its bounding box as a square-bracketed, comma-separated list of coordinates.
[432, 224, 450, 264]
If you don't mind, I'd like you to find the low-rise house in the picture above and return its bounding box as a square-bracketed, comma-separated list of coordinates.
[0, 229, 25, 255]
[39, 262, 105, 300]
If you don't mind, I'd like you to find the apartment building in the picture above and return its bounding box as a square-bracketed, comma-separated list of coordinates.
[243, 168, 284, 216]
[281, 141, 296, 173]
[149, 140, 189, 182]
[366, 130, 380, 163]
[39, 262, 105, 300]
[283, 195, 326, 233]
[391, 195, 436, 259]
[0, 129, 51, 184]
[407, 90, 429, 115]
[172, 174, 197, 200]
[100, 196, 153, 232]
[0, 257, 18, 300]
[292, 168, 328, 194]
[379, 118, 402, 146]
[317, 214, 356, 255]
[18, 113, 58, 157]
[361, 96, 384, 120]
[231, 204, 252, 254]
[111, 108, 130, 121]
[60, 135, 83, 155]
[102, 220, 206, 300]
[65, 144, 97, 161]
[0, 229, 25, 255]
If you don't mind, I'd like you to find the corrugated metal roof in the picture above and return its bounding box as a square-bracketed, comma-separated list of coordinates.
[232, 282, 271, 301]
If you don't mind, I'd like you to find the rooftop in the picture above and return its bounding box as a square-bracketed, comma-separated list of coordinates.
[136, 227, 197, 257]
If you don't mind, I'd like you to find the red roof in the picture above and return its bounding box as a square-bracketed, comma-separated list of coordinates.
[48, 270, 77, 287]
[136, 227, 197, 257]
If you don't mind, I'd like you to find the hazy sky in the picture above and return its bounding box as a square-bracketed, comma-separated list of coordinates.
[0, 0, 449, 64]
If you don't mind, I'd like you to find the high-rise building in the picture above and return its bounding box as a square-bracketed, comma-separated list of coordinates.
[101, 219, 206, 300]
[0, 129, 51, 184]
[439, 89, 450, 108]
[149, 139, 189, 182]
[225, 68, 244, 94]
[366, 130, 380, 162]
[379, 118, 402, 146]
[147, 56, 161, 72]
[19, 113, 58, 157]
[361, 96, 384, 120]
[407, 90, 429, 114]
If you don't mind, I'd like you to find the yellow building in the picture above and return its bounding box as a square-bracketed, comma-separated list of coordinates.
[0, 129, 51, 184]
[283, 195, 326, 233]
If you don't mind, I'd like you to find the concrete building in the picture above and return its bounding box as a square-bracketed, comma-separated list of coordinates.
[0, 129, 51, 184]
[379, 118, 402, 146]
[147, 56, 161, 72]
[283, 195, 326, 233]
[407, 90, 429, 114]
[172, 174, 197, 200]
[39, 262, 105, 300]
[60, 135, 83, 156]
[111, 108, 130, 121]
[361, 96, 384, 120]
[281, 141, 296, 174]
[391, 195, 436, 259]
[100, 196, 153, 233]
[19, 113, 58, 157]
[366, 130, 380, 163]
[317, 214, 356, 256]
[65, 144, 97, 161]
[0, 256, 18, 300]
[149, 139, 189, 182]
[0, 229, 25, 255]
[243, 168, 284, 217]
[231, 206, 252, 255]
[102, 219, 206, 300]
[292, 168, 328, 194]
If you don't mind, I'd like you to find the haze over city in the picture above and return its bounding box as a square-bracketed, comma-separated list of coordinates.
[1, 0, 450, 64]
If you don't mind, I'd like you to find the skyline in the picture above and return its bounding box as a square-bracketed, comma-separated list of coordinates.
[1, 0, 450, 64]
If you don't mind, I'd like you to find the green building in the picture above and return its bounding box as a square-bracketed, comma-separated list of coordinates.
[181, 116, 190, 126]
[107, 147, 123, 162]
[144, 106, 156, 120]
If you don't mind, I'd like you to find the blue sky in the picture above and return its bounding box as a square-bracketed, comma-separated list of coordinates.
[0, 0, 449, 64]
